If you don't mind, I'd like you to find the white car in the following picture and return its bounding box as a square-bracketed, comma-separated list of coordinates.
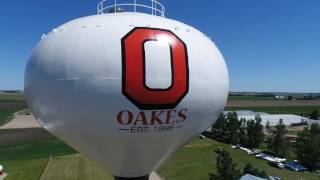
[277, 163, 285, 169]
[269, 161, 285, 169]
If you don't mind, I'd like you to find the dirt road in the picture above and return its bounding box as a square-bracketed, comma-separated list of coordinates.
[0, 112, 40, 129]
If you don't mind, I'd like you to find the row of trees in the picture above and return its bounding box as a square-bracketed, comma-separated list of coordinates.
[267, 120, 320, 169]
[266, 119, 289, 158]
[208, 126, 320, 179]
[211, 112, 320, 170]
[209, 149, 268, 180]
[211, 112, 264, 149]
[310, 110, 319, 120]
[296, 124, 320, 170]
[300, 110, 319, 120]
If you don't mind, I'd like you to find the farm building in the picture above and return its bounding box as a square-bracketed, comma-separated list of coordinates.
[223, 110, 269, 116]
[223, 110, 309, 126]
[239, 174, 267, 180]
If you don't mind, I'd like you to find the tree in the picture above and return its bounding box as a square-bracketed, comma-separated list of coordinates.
[209, 149, 241, 180]
[239, 118, 248, 146]
[310, 110, 319, 120]
[226, 112, 241, 144]
[265, 121, 272, 134]
[211, 112, 263, 148]
[268, 119, 288, 157]
[258, 171, 268, 178]
[242, 163, 268, 178]
[212, 114, 227, 138]
[243, 163, 254, 175]
[245, 115, 264, 148]
[295, 124, 320, 170]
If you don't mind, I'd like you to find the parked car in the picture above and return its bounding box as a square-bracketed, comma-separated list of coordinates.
[285, 162, 308, 172]
[250, 149, 261, 155]
[239, 147, 254, 154]
[256, 153, 265, 159]
[269, 161, 285, 169]
[261, 150, 277, 157]
[269, 176, 281, 180]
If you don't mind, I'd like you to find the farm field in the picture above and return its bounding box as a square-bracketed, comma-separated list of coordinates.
[40, 154, 113, 180]
[225, 106, 320, 115]
[1, 94, 319, 126]
[0, 138, 77, 180]
[0, 94, 27, 126]
[0, 137, 319, 180]
[1, 94, 319, 179]
[0, 109, 18, 126]
[3, 159, 48, 180]
[0, 94, 25, 102]
[228, 95, 276, 100]
[226, 100, 320, 108]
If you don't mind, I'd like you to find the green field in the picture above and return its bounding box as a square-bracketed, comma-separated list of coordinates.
[0, 94, 25, 102]
[1, 94, 319, 179]
[0, 138, 76, 161]
[40, 155, 113, 180]
[0, 109, 17, 126]
[0, 94, 27, 126]
[1, 138, 319, 180]
[0, 138, 77, 180]
[3, 159, 48, 180]
[159, 139, 320, 180]
[225, 106, 320, 115]
[228, 95, 276, 100]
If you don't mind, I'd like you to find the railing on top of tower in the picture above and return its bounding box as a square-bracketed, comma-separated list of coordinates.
[97, 0, 166, 17]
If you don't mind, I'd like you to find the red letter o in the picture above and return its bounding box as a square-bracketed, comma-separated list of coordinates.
[121, 28, 189, 110]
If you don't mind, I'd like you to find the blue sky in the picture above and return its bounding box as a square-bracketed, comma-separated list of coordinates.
[0, 0, 319, 92]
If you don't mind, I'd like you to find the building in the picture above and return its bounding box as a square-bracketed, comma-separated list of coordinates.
[223, 110, 269, 116]
[239, 174, 267, 180]
[223, 110, 309, 126]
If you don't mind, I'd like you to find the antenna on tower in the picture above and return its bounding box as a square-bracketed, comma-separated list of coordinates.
[97, 0, 165, 17]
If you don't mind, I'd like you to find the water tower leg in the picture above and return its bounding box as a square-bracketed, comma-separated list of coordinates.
[114, 175, 150, 180]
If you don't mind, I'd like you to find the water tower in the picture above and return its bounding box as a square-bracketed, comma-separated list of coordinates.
[25, 0, 229, 179]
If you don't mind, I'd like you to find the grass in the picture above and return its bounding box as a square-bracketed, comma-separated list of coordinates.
[287, 129, 303, 135]
[2, 159, 48, 180]
[158, 139, 320, 180]
[158, 139, 215, 180]
[0, 138, 112, 180]
[0, 138, 76, 161]
[0, 137, 319, 179]
[0, 138, 77, 180]
[0, 94, 25, 102]
[0, 93, 27, 131]
[0, 94, 27, 126]
[225, 106, 320, 115]
[0, 109, 17, 126]
[40, 154, 113, 180]
[0, 94, 319, 179]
